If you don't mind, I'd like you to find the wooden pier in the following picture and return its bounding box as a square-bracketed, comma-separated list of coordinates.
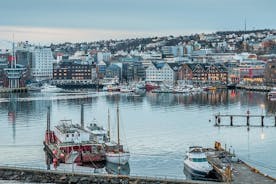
[214, 113, 276, 127]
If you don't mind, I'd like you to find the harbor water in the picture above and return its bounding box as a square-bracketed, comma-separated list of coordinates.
[0, 90, 275, 179]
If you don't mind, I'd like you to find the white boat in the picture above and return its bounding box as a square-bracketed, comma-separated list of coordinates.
[103, 85, 120, 92]
[268, 87, 276, 101]
[120, 86, 134, 93]
[86, 118, 107, 144]
[105, 106, 130, 165]
[184, 146, 213, 180]
[27, 83, 41, 92]
[41, 84, 62, 93]
[105, 142, 130, 165]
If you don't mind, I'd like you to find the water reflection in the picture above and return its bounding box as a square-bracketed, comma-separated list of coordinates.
[44, 150, 130, 175]
[0, 90, 276, 178]
[105, 162, 130, 175]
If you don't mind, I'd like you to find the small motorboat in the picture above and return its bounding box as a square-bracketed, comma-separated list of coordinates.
[184, 146, 213, 180]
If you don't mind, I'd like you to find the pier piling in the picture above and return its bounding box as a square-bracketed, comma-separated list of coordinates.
[261, 116, 264, 127]
[230, 116, 233, 126]
[215, 115, 218, 125]
[246, 115, 250, 126]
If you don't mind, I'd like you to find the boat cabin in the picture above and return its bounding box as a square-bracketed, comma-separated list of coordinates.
[86, 119, 107, 143]
[54, 120, 90, 143]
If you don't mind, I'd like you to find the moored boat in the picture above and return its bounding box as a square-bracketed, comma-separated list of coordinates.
[86, 118, 107, 144]
[184, 146, 213, 180]
[44, 106, 106, 167]
[268, 87, 276, 101]
[51, 120, 105, 164]
[41, 83, 62, 93]
[103, 85, 120, 92]
[145, 82, 160, 91]
[105, 106, 130, 165]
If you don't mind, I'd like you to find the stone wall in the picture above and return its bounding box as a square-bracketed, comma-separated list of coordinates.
[0, 167, 203, 184]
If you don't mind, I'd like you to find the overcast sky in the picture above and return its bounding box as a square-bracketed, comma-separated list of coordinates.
[0, 0, 275, 45]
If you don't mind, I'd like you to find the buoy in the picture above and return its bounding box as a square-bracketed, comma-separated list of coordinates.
[60, 153, 65, 158]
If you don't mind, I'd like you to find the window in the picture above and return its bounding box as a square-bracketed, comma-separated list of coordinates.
[192, 158, 207, 162]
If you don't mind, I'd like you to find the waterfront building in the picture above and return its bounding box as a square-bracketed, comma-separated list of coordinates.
[15, 50, 32, 82]
[122, 61, 145, 82]
[264, 60, 276, 86]
[53, 60, 93, 80]
[145, 62, 178, 83]
[31, 47, 54, 81]
[96, 60, 107, 79]
[178, 63, 228, 84]
[238, 59, 266, 84]
[0, 53, 9, 86]
[105, 64, 121, 80]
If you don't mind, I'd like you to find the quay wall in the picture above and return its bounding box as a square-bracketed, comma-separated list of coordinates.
[236, 85, 271, 92]
[0, 166, 205, 184]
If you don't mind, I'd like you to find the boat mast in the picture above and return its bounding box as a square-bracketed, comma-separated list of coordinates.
[116, 104, 120, 145]
[107, 108, 110, 142]
[80, 104, 84, 129]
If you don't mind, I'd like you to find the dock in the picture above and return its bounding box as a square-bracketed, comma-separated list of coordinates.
[236, 84, 272, 92]
[203, 142, 276, 183]
[0, 87, 28, 93]
[214, 113, 276, 127]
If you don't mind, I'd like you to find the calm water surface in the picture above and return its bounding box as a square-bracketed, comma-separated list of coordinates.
[0, 90, 275, 179]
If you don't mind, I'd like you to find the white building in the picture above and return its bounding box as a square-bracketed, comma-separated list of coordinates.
[145, 62, 178, 83]
[31, 47, 54, 81]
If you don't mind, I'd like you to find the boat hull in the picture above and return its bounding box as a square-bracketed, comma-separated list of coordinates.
[145, 84, 159, 91]
[184, 162, 211, 180]
[106, 152, 130, 165]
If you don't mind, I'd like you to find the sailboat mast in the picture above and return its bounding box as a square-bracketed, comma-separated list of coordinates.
[108, 108, 110, 142]
[117, 104, 120, 145]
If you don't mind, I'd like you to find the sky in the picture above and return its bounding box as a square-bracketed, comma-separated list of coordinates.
[0, 0, 275, 45]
